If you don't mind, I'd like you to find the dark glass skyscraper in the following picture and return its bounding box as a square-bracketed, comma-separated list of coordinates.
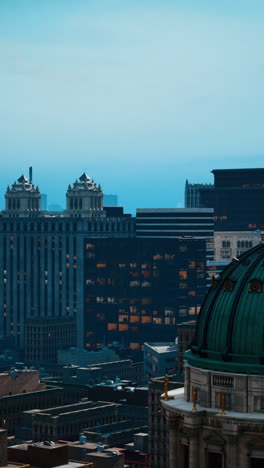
[83, 237, 207, 350]
[199, 169, 264, 231]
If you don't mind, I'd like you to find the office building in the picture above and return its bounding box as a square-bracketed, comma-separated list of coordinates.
[136, 208, 214, 241]
[8, 441, 93, 468]
[83, 237, 208, 350]
[162, 241, 264, 468]
[0, 172, 211, 360]
[199, 168, 264, 231]
[0, 172, 134, 354]
[136, 208, 214, 265]
[184, 180, 213, 208]
[144, 343, 177, 380]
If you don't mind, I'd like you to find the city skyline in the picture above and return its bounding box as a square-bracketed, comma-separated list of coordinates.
[1, 1, 264, 212]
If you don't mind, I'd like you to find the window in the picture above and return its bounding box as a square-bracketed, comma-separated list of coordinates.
[188, 291, 196, 296]
[179, 271, 187, 279]
[108, 323, 117, 330]
[130, 315, 140, 323]
[142, 316, 152, 323]
[130, 343, 140, 350]
[222, 240, 230, 248]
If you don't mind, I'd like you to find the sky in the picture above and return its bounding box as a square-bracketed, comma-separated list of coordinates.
[0, 0, 264, 213]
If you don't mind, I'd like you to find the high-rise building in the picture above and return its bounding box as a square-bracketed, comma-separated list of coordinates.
[0, 173, 211, 361]
[0, 173, 134, 355]
[185, 180, 213, 208]
[199, 168, 264, 231]
[83, 237, 208, 351]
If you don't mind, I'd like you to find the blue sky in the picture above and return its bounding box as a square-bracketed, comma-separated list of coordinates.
[0, 0, 264, 212]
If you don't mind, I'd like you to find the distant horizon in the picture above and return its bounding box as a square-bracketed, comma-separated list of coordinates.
[1, 163, 264, 214]
[1, 1, 264, 212]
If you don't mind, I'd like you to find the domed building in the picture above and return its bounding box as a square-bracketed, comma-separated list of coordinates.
[161, 241, 264, 468]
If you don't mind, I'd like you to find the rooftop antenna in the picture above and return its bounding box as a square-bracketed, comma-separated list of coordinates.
[29, 166, 33, 183]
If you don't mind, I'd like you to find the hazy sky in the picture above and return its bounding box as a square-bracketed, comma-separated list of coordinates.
[0, 0, 264, 212]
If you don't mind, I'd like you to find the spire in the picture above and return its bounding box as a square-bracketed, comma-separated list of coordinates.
[79, 172, 91, 182]
[17, 175, 28, 184]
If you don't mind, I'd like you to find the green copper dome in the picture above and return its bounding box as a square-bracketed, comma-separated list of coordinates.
[186, 241, 264, 374]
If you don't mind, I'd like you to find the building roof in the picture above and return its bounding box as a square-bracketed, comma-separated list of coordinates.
[144, 343, 176, 354]
[186, 240, 264, 374]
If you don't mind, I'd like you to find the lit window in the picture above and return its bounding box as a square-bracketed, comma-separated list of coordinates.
[142, 316, 152, 323]
[130, 281, 140, 287]
[130, 343, 140, 350]
[153, 318, 162, 324]
[188, 291, 196, 296]
[142, 298, 152, 305]
[153, 254, 163, 260]
[119, 324, 128, 331]
[179, 271, 187, 279]
[119, 315, 128, 322]
[107, 323, 117, 331]
[142, 281, 151, 287]
[130, 315, 140, 323]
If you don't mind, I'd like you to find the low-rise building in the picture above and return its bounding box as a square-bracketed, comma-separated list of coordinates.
[0, 369, 45, 398]
[144, 343, 177, 381]
[62, 360, 144, 386]
[86, 449, 124, 468]
[58, 348, 120, 367]
[8, 441, 93, 468]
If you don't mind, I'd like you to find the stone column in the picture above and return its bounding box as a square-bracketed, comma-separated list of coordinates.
[167, 414, 180, 468]
[188, 429, 200, 468]
[225, 434, 239, 468]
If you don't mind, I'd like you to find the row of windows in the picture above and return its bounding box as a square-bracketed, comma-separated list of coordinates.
[0, 220, 134, 233]
[222, 240, 253, 248]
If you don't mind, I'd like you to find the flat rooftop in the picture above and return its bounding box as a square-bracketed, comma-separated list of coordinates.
[145, 343, 176, 354]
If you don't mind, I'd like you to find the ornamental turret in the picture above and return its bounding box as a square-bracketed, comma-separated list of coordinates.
[4, 173, 41, 217]
[66, 173, 104, 217]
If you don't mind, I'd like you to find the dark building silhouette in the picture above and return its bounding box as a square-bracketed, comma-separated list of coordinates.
[199, 168, 264, 231]
[0, 173, 134, 353]
[184, 180, 213, 208]
[0, 172, 211, 361]
[83, 237, 208, 350]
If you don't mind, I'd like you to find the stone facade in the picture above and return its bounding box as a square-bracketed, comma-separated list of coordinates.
[66, 173, 104, 217]
[214, 231, 261, 260]
[4, 175, 41, 216]
[0, 369, 45, 398]
[161, 365, 264, 467]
